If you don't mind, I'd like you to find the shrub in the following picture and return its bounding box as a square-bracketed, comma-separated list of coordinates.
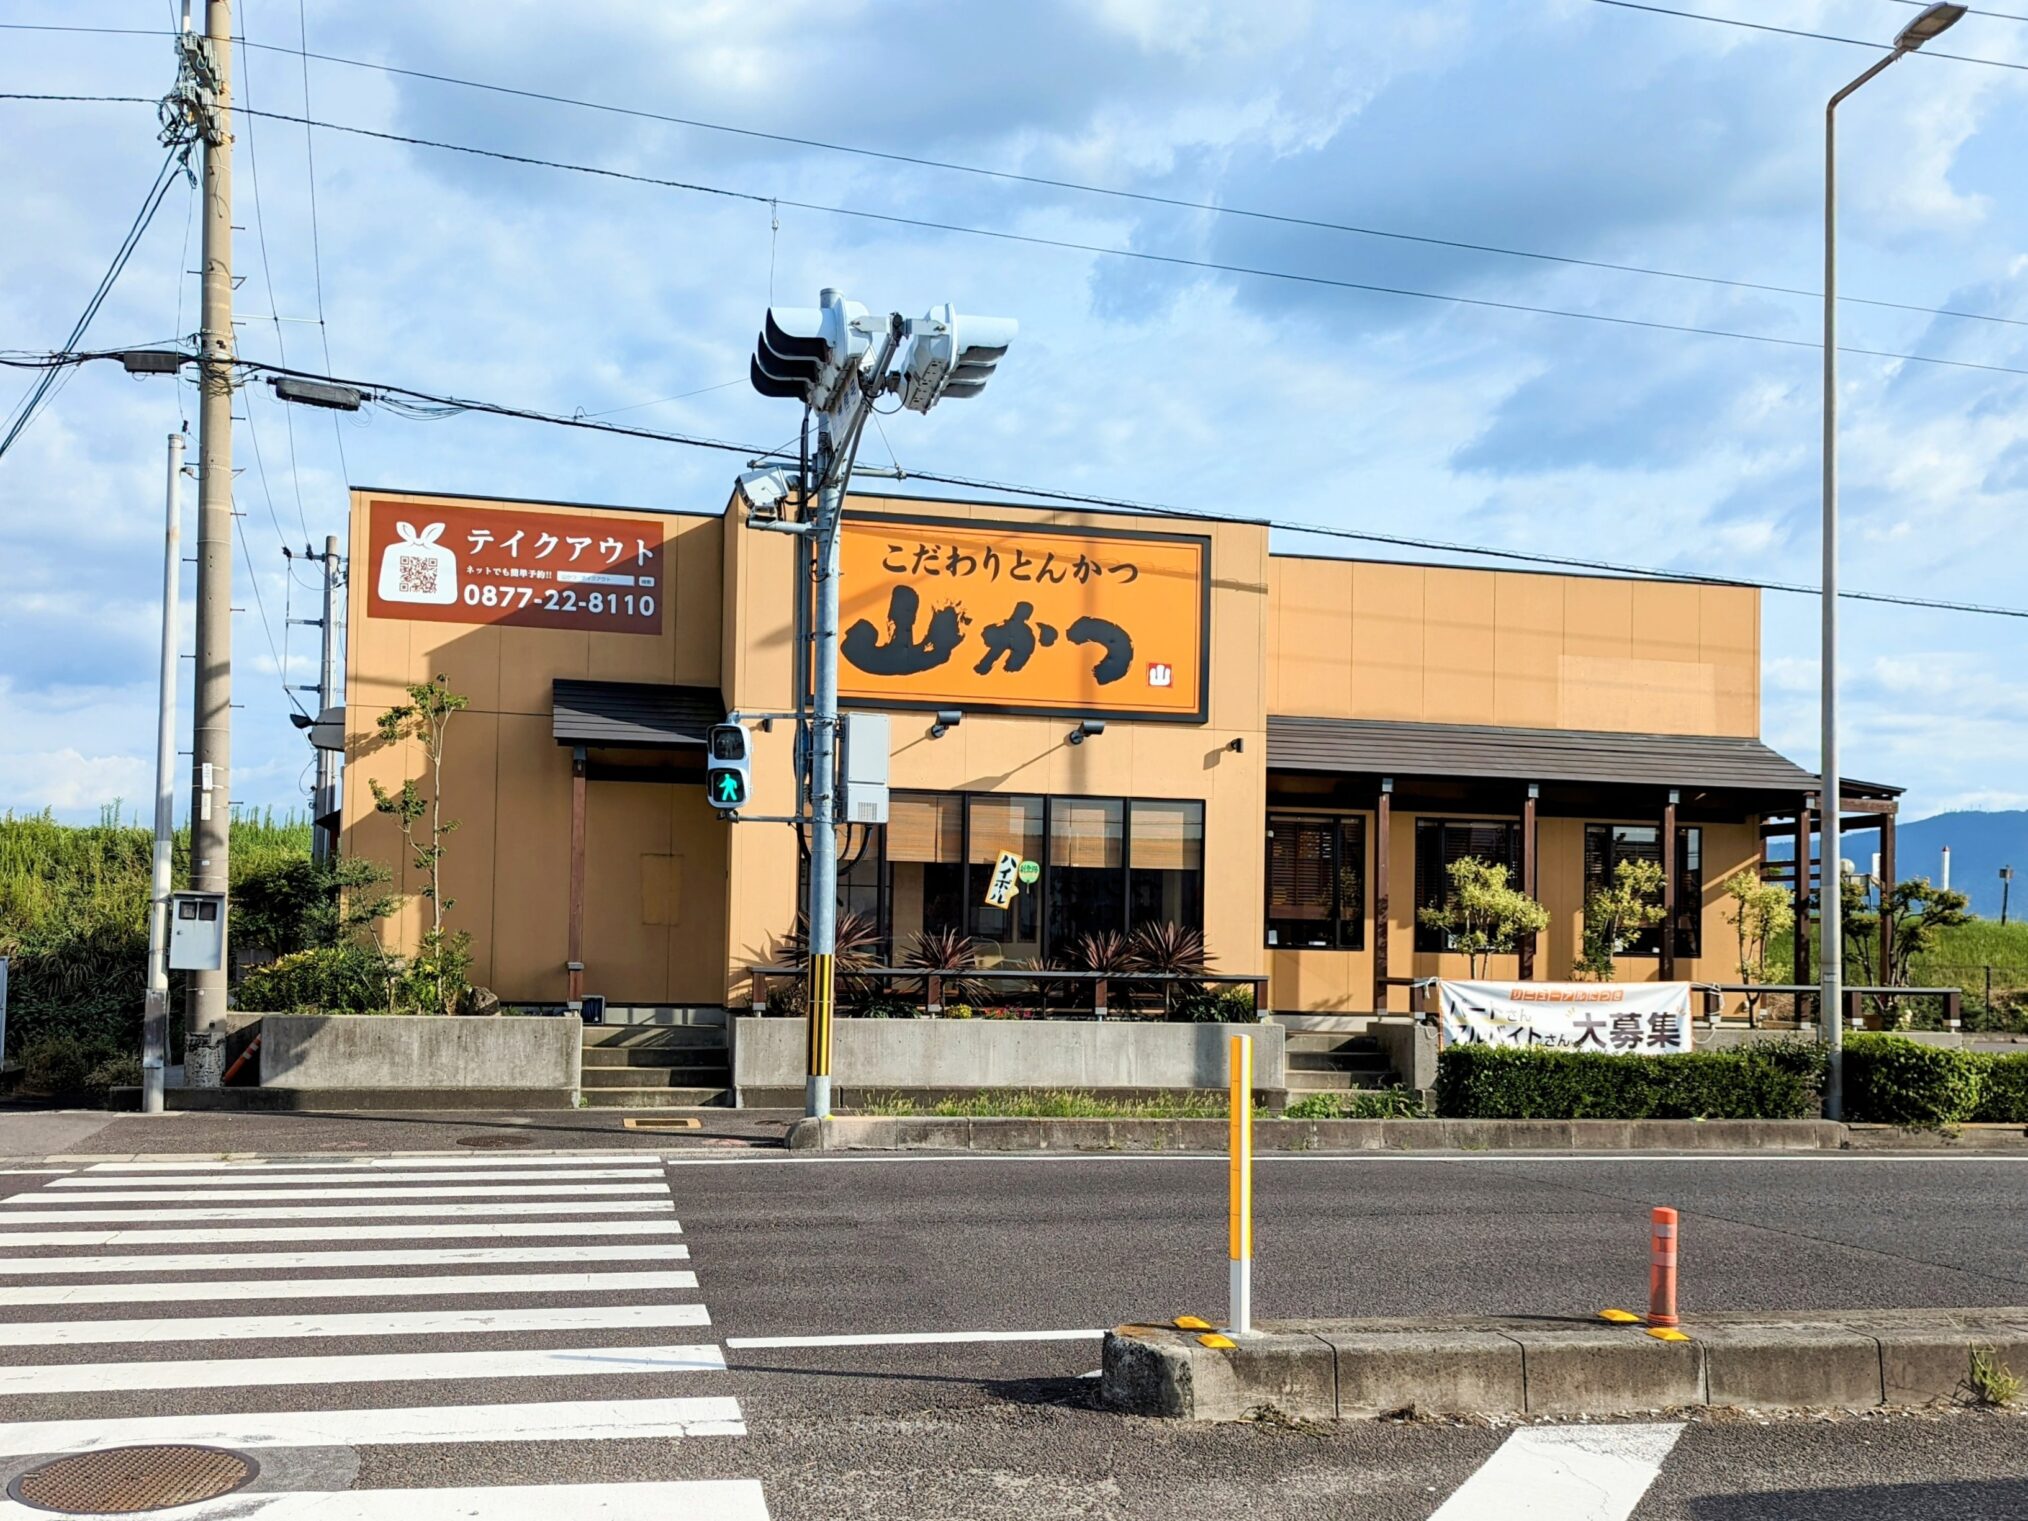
[21, 1034, 119, 1098]
[237, 943, 391, 1014]
[1435, 1045, 1822, 1120]
[85, 1054, 142, 1093]
[1841, 1033, 1985, 1126]
[1972, 1054, 2028, 1124]
[1284, 1088, 1423, 1120]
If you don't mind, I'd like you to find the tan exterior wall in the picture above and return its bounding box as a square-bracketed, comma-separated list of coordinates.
[1265, 558, 1761, 736]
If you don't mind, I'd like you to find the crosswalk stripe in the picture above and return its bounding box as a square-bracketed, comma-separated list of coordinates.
[83, 1153, 660, 1171]
[0, 1269, 698, 1306]
[0, 1340, 728, 1396]
[0, 1219, 686, 1247]
[0, 1395, 747, 1456]
[0, 1481, 767, 1521]
[0, 1480, 771, 1520]
[0, 1243, 689, 1274]
[1429, 1423, 1685, 1519]
[16, 1182, 672, 1203]
[0, 1200, 674, 1224]
[0, 1302, 712, 1347]
[49, 1168, 664, 1188]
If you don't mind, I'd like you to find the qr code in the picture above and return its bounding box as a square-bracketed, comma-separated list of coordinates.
[396, 555, 438, 596]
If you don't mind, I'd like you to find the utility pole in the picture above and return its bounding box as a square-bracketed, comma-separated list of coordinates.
[142, 433, 185, 1115]
[312, 534, 342, 862]
[185, 0, 235, 1087]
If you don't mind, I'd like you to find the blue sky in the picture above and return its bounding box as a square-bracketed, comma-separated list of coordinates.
[1, 0, 2025, 826]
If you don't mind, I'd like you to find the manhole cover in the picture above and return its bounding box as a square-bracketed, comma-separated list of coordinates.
[455, 1134, 535, 1148]
[9, 1446, 258, 1514]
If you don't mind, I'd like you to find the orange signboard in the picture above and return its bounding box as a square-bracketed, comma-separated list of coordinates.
[835, 513, 1209, 721]
[364, 497, 667, 635]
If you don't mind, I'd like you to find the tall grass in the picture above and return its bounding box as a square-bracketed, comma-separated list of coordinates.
[0, 807, 312, 1059]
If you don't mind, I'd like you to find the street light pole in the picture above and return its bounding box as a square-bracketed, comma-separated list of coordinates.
[1820, 3, 1964, 1121]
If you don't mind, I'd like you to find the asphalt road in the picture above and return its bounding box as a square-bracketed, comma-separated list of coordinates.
[0, 1139, 2021, 1518]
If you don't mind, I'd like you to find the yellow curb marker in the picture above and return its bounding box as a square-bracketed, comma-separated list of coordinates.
[1598, 1308, 1643, 1324]
[1174, 1315, 1213, 1331]
[1197, 1333, 1236, 1350]
[1646, 1327, 1692, 1343]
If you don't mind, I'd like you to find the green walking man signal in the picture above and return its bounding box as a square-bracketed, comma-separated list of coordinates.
[707, 723, 751, 813]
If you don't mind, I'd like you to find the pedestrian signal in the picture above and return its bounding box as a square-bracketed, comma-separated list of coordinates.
[707, 724, 751, 813]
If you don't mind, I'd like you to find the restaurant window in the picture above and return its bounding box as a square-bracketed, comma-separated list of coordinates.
[969, 794, 1043, 962]
[1265, 815, 1366, 951]
[887, 794, 965, 950]
[1583, 824, 1702, 957]
[1414, 818, 1521, 953]
[1045, 798, 1125, 963]
[1129, 800, 1205, 937]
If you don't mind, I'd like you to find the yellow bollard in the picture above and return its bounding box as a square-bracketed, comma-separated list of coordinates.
[1228, 1033, 1253, 1335]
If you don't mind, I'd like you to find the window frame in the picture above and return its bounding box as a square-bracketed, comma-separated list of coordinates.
[1264, 812, 1367, 952]
[1581, 822, 1704, 959]
[1413, 817, 1524, 954]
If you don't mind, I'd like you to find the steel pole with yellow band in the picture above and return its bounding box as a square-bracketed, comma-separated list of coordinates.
[1228, 1032, 1253, 1335]
[806, 950, 835, 1098]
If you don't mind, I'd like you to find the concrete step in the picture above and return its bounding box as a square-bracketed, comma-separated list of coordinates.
[1285, 1069, 1398, 1092]
[581, 1024, 727, 1049]
[595, 1006, 729, 1029]
[581, 1064, 730, 1089]
[583, 1045, 726, 1068]
[1283, 1033, 1385, 1055]
[582, 1086, 732, 1109]
[1273, 1014, 1376, 1034]
[1287, 1050, 1393, 1073]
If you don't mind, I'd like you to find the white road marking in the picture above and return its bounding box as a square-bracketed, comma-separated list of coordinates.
[725, 1328, 1104, 1349]
[632, 1150, 2028, 1169]
[0, 1268, 698, 1305]
[1429, 1423, 1685, 1520]
[83, 1152, 662, 1171]
[0, 1301, 711, 1346]
[0, 1481, 771, 1520]
[0, 1243, 689, 1274]
[0, 1484, 766, 1516]
[0, 1219, 685, 1247]
[15, 1182, 671, 1203]
[0, 1395, 747, 1456]
[3, 1340, 727, 1396]
[48, 1168, 664, 1188]
[0, 1199, 674, 1223]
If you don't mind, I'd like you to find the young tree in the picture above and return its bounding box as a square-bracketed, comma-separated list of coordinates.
[1838, 874, 1970, 1026]
[369, 675, 471, 1015]
[1576, 857, 1667, 982]
[1417, 857, 1551, 978]
[1721, 867, 1795, 1021]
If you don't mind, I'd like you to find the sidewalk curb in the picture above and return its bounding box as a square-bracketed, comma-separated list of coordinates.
[1100, 1309, 2028, 1421]
[787, 1115, 1863, 1153]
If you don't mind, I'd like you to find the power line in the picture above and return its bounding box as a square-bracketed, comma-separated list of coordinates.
[1882, 0, 2028, 25]
[1587, 0, 2028, 71]
[7, 25, 2028, 332]
[21, 94, 2027, 384]
[293, 0, 349, 488]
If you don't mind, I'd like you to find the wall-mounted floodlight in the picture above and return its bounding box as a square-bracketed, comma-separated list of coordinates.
[1067, 719, 1106, 747]
[735, 466, 793, 522]
[929, 709, 963, 739]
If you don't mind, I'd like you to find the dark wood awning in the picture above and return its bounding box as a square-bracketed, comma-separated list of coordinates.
[1266, 715, 1899, 800]
[552, 680, 723, 749]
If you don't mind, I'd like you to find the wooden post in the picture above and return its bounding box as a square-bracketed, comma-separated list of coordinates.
[567, 746, 588, 1003]
[1660, 790, 1679, 981]
[1373, 778, 1393, 1013]
[1879, 808, 1897, 985]
[1793, 796, 1813, 993]
[1519, 784, 1539, 981]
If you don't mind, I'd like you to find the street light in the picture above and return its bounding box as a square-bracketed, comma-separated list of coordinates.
[1819, 0, 1965, 1120]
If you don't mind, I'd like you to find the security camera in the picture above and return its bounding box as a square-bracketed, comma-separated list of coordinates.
[1067, 719, 1106, 746]
[929, 709, 963, 739]
[735, 467, 792, 521]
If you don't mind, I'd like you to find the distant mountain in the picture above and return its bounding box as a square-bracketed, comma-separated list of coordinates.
[1767, 810, 2028, 918]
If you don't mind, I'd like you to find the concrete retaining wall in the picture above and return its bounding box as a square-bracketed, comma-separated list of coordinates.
[733, 1017, 1282, 1100]
[258, 1014, 582, 1091]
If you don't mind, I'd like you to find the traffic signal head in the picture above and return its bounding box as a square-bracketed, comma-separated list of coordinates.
[706, 723, 751, 812]
[750, 290, 875, 412]
[896, 304, 1017, 413]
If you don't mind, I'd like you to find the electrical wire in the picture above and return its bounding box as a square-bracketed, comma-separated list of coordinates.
[0, 144, 185, 463]
[294, 0, 349, 488]
[231, 500, 311, 718]
[1586, 0, 2028, 71]
[7, 25, 2028, 333]
[19, 95, 2026, 385]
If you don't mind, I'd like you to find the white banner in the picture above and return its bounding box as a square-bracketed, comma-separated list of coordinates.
[1436, 981, 1693, 1054]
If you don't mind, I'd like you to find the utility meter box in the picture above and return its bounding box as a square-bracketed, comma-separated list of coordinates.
[167, 890, 228, 972]
[841, 713, 890, 825]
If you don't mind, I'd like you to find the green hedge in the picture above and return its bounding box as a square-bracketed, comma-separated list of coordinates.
[1975, 1056, 2028, 1123]
[1841, 1034, 1985, 1126]
[1435, 1044, 1825, 1120]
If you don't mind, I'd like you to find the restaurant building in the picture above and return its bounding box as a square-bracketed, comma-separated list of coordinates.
[341, 485, 1895, 1015]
